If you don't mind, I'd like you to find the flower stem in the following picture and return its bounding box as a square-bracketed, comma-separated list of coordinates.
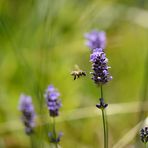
[100, 85, 103, 98]
[101, 109, 108, 148]
[100, 85, 108, 148]
[53, 117, 58, 148]
[145, 143, 147, 148]
[30, 134, 35, 148]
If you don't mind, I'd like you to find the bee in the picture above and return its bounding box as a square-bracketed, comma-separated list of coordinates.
[71, 65, 86, 80]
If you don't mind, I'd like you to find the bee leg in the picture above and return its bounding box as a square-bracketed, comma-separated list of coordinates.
[74, 75, 76, 80]
[83, 72, 86, 76]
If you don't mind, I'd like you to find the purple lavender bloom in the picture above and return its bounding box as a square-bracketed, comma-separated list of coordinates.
[48, 132, 63, 143]
[85, 30, 106, 50]
[96, 98, 108, 110]
[140, 127, 148, 143]
[45, 85, 62, 117]
[19, 94, 35, 135]
[90, 48, 112, 85]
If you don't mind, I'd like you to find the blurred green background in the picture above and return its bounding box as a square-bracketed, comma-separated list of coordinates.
[0, 0, 148, 147]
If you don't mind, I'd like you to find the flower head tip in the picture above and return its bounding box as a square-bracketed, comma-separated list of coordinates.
[19, 94, 35, 135]
[45, 85, 62, 117]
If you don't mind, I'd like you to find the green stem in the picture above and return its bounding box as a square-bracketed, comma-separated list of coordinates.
[101, 109, 107, 148]
[145, 142, 147, 148]
[100, 85, 108, 148]
[53, 117, 58, 148]
[30, 134, 35, 148]
[105, 110, 108, 148]
[100, 85, 103, 98]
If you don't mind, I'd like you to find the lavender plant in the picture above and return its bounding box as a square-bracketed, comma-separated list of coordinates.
[19, 94, 36, 135]
[45, 85, 62, 147]
[140, 127, 148, 148]
[85, 30, 112, 148]
[18, 94, 36, 148]
[85, 30, 106, 50]
[90, 48, 112, 85]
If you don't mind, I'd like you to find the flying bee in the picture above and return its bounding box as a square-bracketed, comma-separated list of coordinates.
[71, 70, 86, 80]
[71, 65, 86, 80]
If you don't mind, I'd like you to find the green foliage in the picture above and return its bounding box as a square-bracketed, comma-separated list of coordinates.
[0, 0, 148, 147]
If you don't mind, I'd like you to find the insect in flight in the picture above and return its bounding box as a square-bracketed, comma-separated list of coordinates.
[71, 65, 86, 80]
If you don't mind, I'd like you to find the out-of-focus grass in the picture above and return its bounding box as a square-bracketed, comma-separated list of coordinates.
[0, 0, 148, 147]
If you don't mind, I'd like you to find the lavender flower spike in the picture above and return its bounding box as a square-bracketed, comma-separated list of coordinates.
[90, 48, 112, 85]
[140, 127, 148, 143]
[19, 94, 35, 135]
[85, 30, 106, 50]
[45, 85, 62, 117]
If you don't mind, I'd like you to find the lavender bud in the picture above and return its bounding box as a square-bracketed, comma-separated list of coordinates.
[19, 94, 35, 135]
[96, 98, 108, 110]
[85, 30, 106, 50]
[45, 85, 62, 117]
[90, 48, 112, 85]
[140, 127, 148, 143]
[48, 132, 63, 143]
